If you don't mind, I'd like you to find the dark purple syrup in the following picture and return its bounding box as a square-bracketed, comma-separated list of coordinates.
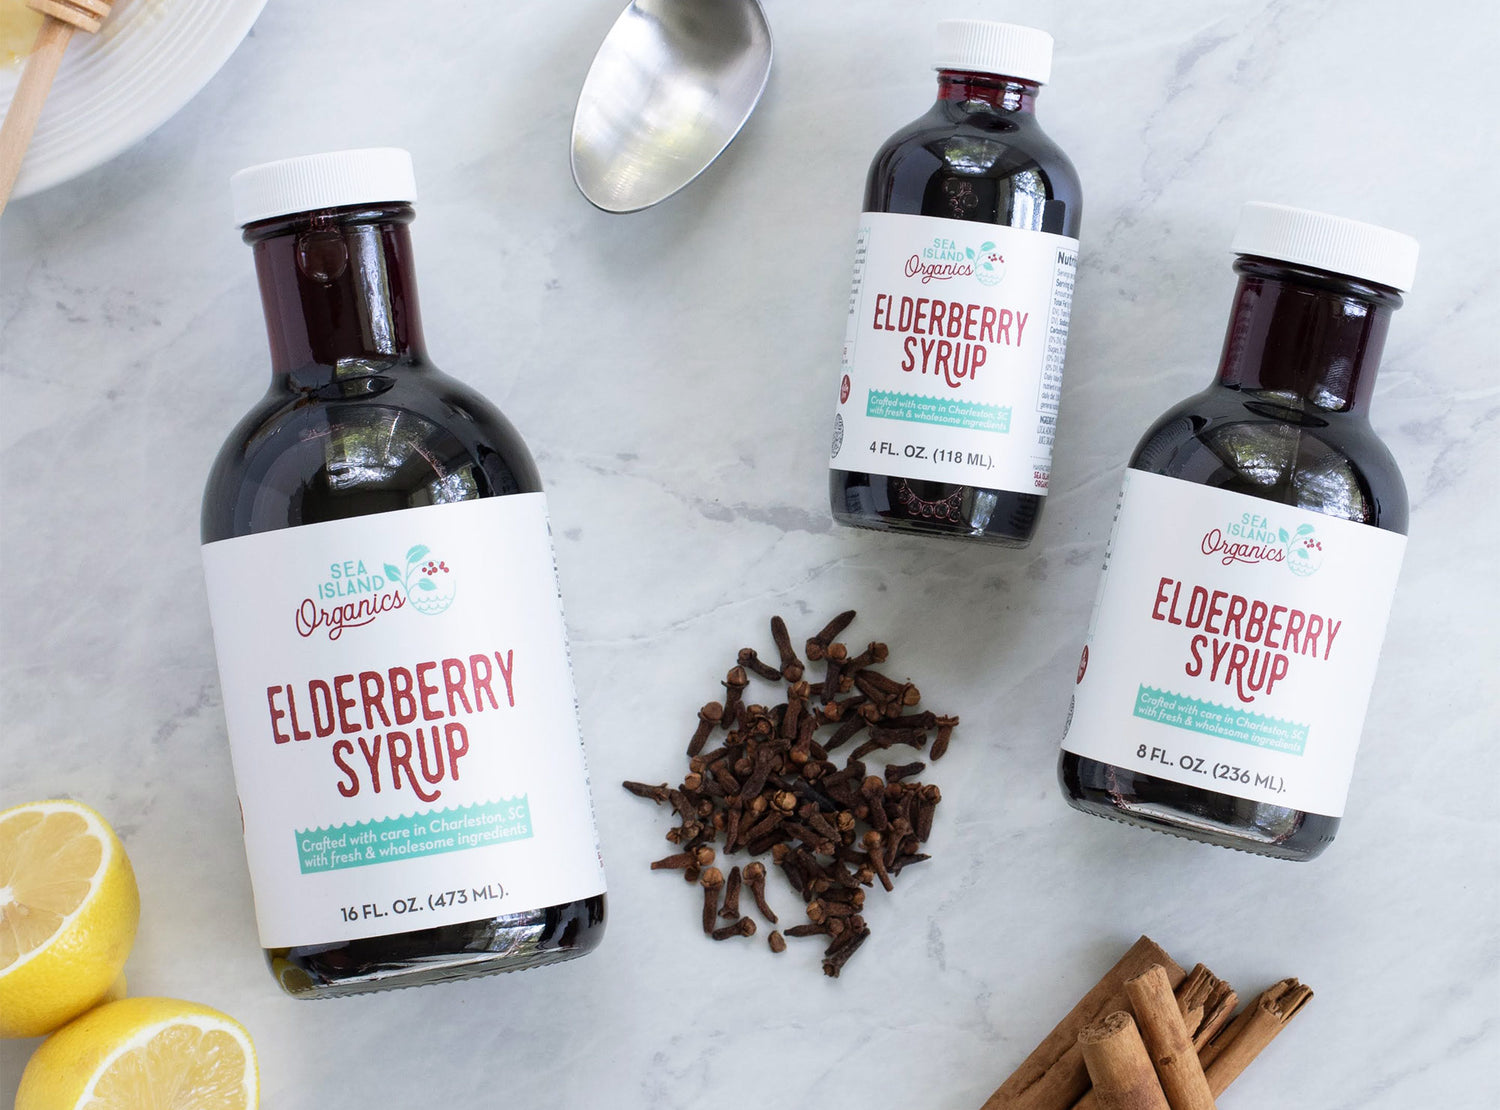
[1059, 256, 1409, 860]
[830, 71, 1081, 545]
[202, 203, 605, 995]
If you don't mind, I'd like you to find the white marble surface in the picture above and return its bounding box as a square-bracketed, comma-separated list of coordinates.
[2, 0, 1497, 1105]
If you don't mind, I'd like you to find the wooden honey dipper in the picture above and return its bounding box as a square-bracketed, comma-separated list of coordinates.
[0, 0, 114, 213]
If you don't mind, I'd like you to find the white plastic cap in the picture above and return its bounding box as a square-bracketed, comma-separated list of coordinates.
[1231, 202, 1419, 292]
[935, 19, 1053, 86]
[231, 148, 417, 227]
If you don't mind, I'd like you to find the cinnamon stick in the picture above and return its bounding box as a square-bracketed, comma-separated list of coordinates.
[981, 937, 1185, 1110]
[1072, 963, 1235, 1110]
[1123, 965, 1216, 1110]
[1173, 965, 1238, 1052]
[1077, 1012, 1170, 1110]
[1199, 979, 1313, 1096]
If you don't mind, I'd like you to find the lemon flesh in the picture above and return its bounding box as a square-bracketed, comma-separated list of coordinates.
[17, 997, 259, 1110]
[0, 800, 140, 1038]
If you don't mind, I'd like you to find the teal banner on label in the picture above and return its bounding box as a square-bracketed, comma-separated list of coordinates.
[295, 797, 533, 874]
[866, 390, 1011, 433]
[1132, 686, 1309, 755]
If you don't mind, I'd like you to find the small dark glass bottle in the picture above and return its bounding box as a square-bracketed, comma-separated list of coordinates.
[1059, 204, 1417, 860]
[829, 19, 1081, 545]
[201, 150, 605, 996]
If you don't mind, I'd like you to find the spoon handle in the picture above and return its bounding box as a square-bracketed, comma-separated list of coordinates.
[0, 18, 75, 215]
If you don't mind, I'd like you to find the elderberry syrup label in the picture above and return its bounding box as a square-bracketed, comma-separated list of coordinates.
[829, 211, 1078, 492]
[202, 494, 605, 948]
[1061, 470, 1407, 817]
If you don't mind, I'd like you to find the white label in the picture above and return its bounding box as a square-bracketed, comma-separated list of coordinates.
[1061, 470, 1406, 817]
[202, 494, 606, 948]
[828, 211, 1078, 492]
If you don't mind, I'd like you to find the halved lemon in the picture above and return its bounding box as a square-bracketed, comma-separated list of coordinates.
[16, 997, 259, 1110]
[0, 799, 140, 1038]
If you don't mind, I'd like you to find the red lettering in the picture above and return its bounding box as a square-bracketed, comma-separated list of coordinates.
[1322, 619, 1342, 660]
[388, 730, 440, 803]
[1185, 586, 1209, 628]
[416, 727, 446, 785]
[388, 666, 416, 725]
[1185, 635, 1206, 677]
[333, 674, 359, 734]
[1223, 594, 1248, 640]
[1283, 609, 1305, 654]
[494, 650, 516, 707]
[1205, 591, 1228, 636]
[471, 654, 500, 710]
[309, 680, 335, 737]
[1152, 578, 1174, 621]
[445, 722, 470, 779]
[415, 661, 444, 720]
[442, 658, 473, 716]
[267, 686, 290, 744]
[332, 740, 359, 797]
[359, 671, 390, 729]
[285, 684, 312, 741]
[358, 734, 383, 793]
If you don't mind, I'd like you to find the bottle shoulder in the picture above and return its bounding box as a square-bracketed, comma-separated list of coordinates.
[1128, 386, 1409, 534]
[201, 364, 542, 543]
[864, 103, 1081, 237]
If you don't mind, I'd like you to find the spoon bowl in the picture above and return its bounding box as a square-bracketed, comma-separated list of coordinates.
[571, 0, 772, 213]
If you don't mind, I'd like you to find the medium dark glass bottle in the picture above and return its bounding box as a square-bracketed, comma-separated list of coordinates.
[830, 19, 1081, 545]
[1059, 204, 1416, 860]
[202, 151, 605, 996]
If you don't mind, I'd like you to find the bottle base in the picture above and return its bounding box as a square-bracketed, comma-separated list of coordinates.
[1058, 753, 1336, 861]
[831, 508, 1031, 547]
[266, 894, 607, 999]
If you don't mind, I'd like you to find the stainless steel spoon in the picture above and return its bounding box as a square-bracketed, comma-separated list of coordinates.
[570, 0, 773, 213]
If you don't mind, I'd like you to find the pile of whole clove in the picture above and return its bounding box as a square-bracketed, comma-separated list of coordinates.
[623, 611, 959, 977]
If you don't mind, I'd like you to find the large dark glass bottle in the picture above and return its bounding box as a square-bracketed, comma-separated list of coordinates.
[202, 154, 605, 996]
[1060, 208, 1414, 860]
[830, 20, 1081, 545]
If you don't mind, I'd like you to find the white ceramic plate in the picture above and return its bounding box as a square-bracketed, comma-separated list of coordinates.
[1, 0, 268, 199]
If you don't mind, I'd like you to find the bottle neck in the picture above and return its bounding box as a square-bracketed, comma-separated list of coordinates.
[245, 203, 427, 379]
[1214, 256, 1402, 416]
[936, 69, 1038, 114]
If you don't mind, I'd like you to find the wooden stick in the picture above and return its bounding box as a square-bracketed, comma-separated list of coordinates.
[0, 1, 113, 213]
[1078, 1012, 1170, 1110]
[982, 937, 1185, 1110]
[1123, 965, 1216, 1110]
[1199, 979, 1313, 1096]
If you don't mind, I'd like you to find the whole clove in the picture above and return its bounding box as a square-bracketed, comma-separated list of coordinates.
[699, 867, 724, 934]
[622, 611, 960, 975]
[711, 916, 757, 941]
[719, 865, 743, 919]
[687, 702, 724, 757]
